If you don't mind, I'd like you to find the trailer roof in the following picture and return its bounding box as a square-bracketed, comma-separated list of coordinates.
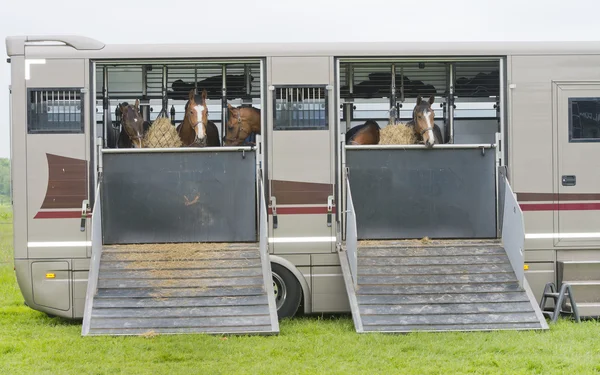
[6, 35, 600, 59]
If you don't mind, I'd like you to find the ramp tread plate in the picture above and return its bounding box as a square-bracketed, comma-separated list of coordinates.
[340, 242, 548, 333]
[86, 243, 278, 336]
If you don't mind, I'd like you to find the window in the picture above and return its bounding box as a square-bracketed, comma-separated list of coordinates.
[569, 97, 600, 142]
[274, 86, 328, 130]
[28, 88, 84, 134]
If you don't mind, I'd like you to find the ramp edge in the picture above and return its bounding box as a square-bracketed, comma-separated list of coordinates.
[339, 249, 364, 333]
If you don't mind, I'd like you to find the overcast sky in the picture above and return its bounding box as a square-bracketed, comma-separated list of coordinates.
[1, 0, 599, 158]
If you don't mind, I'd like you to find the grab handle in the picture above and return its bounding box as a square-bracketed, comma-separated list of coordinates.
[80, 199, 89, 232]
[327, 196, 334, 227]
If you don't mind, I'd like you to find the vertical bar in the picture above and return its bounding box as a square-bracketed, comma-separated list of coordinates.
[102, 66, 109, 147]
[161, 65, 168, 116]
[448, 63, 455, 144]
[390, 63, 396, 124]
[245, 64, 251, 97]
[141, 65, 148, 121]
[221, 64, 227, 140]
[499, 58, 506, 168]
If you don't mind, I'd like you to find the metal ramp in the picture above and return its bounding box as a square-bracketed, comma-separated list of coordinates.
[339, 164, 549, 333]
[82, 159, 279, 336]
[339, 239, 548, 332]
[83, 242, 279, 336]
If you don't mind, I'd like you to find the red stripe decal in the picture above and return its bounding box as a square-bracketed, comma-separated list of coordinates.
[34, 211, 93, 219]
[520, 203, 600, 211]
[268, 207, 335, 215]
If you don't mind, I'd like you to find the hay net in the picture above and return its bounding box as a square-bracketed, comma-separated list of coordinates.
[143, 117, 183, 148]
[379, 122, 418, 145]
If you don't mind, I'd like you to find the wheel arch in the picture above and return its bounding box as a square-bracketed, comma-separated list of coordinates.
[269, 255, 312, 314]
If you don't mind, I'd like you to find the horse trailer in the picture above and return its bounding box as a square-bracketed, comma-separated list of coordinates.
[5, 35, 600, 335]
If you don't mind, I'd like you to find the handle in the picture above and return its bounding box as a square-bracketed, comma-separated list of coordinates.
[327, 195, 334, 227]
[270, 196, 278, 229]
[80, 199, 89, 232]
[562, 175, 576, 187]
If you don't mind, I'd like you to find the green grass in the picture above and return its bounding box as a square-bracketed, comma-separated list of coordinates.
[0, 205, 599, 374]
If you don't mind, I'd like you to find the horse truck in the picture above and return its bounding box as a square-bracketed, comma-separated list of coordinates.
[5, 35, 600, 335]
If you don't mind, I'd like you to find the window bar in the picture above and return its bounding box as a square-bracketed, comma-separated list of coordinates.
[390, 63, 397, 124]
[102, 66, 110, 147]
[221, 64, 227, 140]
[448, 62, 455, 144]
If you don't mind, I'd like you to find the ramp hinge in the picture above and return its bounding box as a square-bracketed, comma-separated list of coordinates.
[270, 196, 278, 229]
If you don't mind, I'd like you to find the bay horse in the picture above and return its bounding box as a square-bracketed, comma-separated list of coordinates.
[406, 95, 444, 148]
[345, 120, 380, 145]
[116, 100, 149, 148]
[176, 89, 221, 147]
[223, 104, 261, 146]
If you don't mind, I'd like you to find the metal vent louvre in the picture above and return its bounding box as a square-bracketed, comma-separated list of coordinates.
[340, 62, 445, 100]
[274, 86, 327, 130]
[95, 63, 260, 101]
[454, 61, 500, 98]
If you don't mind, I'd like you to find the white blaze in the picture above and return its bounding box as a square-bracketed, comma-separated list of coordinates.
[423, 109, 435, 144]
[194, 105, 206, 138]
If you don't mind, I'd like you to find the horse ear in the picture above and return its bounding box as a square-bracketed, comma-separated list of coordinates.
[227, 103, 235, 113]
[428, 95, 435, 105]
[416, 95, 422, 105]
[201, 89, 208, 104]
[134, 99, 140, 111]
[188, 89, 195, 103]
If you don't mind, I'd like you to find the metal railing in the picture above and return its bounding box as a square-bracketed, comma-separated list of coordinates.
[345, 178, 358, 288]
[501, 178, 525, 285]
[258, 171, 279, 331]
[81, 183, 102, 336]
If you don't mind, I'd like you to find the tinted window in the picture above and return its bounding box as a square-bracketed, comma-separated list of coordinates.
[273, 86, 328, 130]
[569, 97, 600, 142]
[28, 89, 84, 134]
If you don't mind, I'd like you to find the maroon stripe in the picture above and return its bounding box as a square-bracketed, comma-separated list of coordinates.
[34, 211, 93, 219]
[268, 207, 335, 215]
[517, 192, 600, 201]
[520, 203, 600, 211]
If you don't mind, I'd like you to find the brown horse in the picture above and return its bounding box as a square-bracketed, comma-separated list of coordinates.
[223, 104, 261, 146]
[116, 100, 149, 148]
[406, 95, 444, 148]
[176, 89, 221, 147]
[345, 120, 381, 145]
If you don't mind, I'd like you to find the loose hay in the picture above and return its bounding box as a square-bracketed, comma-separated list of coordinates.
[142, 117, 183, 148]
[379, 122, 418, 145]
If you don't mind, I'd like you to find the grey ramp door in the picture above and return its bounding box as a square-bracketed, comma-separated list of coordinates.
[346, 147, 497, 239]
[101, 150, 257, 244]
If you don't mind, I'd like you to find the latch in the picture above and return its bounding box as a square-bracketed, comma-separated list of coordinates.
[562, 175, 576, 187]
[270, 196, 278, 229]
[80, 199, 89, 232]
[327, 195, 334, 227]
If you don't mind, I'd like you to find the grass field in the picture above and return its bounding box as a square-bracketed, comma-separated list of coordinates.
[0, 204, 599, 375]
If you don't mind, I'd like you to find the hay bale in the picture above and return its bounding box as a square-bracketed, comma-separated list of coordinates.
[142, 117, 183, 148]
[379, 122, 418, 145]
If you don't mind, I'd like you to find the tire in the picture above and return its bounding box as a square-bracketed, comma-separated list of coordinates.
[271, 263, 302, 319]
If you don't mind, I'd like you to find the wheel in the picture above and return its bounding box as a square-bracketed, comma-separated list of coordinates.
[271, 263, 302, 319]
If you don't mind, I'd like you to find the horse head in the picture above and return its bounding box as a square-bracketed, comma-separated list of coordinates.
[223, 104, 261, 146]
[412, 95, 438, 148]
[118, 100, 145, 148]
[184, 89, 209, 144]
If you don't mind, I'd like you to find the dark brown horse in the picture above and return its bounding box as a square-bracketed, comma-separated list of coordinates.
[345, 120, 381, 145]
[176, 89, 221, 147]
[406, 95, 444, 148]
[223, 104, 261, 146]
[116, 100, 149, 148]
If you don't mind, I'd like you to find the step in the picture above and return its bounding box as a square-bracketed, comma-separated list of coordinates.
[559, 281, 600, 303]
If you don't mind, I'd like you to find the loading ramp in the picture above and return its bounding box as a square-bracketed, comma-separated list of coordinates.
[82, 148, 279, 336]
[340, 145, 548, 333]
[339, 239, 547, 332]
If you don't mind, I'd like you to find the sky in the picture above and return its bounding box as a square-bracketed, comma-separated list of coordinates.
[1, 0, 600, 159]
